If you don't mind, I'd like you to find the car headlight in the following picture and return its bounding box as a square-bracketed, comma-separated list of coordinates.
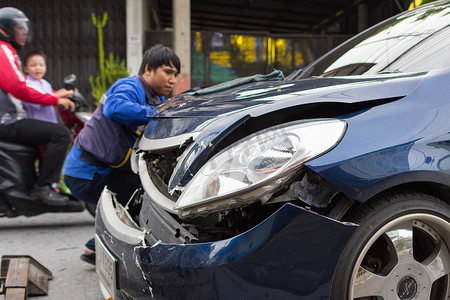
[174, 118, 347, 218]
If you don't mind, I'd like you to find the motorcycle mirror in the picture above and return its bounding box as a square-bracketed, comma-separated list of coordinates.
[64, 74, 77, 90]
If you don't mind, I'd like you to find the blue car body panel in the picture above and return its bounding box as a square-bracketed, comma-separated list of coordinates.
[144, 73, 422, 140]
[96, 201, 357, 299]
[307, 68, 450, 201]
[149, 74, 422, 119]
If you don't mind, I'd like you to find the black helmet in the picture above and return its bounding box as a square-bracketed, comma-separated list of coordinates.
[0, 7, 31, 49]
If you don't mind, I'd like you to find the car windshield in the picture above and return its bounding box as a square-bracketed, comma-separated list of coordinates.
[294, 1, 450, 79]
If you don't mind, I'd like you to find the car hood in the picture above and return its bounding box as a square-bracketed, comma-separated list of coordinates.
[162, 73, 424, 114]
[138, 72, 424, 191]
[143, 73, 423, 141]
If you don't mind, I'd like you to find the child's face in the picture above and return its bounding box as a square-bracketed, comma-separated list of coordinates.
[24, 55, 46, 81]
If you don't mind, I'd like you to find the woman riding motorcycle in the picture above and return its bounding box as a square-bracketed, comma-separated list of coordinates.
[0, 7, 75, 206]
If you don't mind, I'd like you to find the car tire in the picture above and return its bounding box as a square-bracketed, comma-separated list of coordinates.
[331, 191, 450, 300]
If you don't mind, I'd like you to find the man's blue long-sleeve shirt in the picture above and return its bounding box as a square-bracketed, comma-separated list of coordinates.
[63, 76, 162, 180]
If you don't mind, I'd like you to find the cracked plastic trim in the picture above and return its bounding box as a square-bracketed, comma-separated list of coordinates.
[98, 187, 145, 245]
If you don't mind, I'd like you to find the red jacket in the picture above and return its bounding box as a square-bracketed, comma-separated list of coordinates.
[0, 40, 58, 125]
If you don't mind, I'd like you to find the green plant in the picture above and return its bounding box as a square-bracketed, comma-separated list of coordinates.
[89, 12, 129, 105]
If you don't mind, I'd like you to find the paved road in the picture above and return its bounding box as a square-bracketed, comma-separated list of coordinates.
[0, 210, 104, 300]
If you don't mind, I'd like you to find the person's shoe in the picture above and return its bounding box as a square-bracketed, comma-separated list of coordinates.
[30, 184, 69, 206]
[80, 252, 96, 265]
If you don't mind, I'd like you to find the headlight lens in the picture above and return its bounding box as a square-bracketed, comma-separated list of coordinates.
[175, 119, 347, 215]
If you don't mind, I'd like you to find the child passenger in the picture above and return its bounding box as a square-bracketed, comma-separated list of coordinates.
[22, 50, 71, 123]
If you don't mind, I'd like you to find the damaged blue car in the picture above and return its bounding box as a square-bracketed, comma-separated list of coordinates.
[95, 1, 450, 299]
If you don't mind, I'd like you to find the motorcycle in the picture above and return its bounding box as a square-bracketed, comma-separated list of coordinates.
[56, 74, 92, 141]
[0, 74, 95, 218]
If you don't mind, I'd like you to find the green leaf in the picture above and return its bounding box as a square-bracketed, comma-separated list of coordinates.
[90, 12, 129, 106]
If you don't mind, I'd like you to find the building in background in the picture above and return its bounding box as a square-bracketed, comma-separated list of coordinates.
[1, 0, 421, 101]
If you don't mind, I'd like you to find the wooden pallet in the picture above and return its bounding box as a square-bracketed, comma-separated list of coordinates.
[0, 256, 52, 300]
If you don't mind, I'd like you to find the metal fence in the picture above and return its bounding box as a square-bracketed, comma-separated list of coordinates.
[1, 0, 352, 102]
[1, 0, 127, 106]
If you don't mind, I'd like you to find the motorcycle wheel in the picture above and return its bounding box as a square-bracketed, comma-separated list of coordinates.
[331, 191, 450, 300]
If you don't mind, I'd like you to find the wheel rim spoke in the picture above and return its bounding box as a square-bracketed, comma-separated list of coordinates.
[386, 221, 414, 264]
[422, 240, 450, 282]
[353, 266, 388, 298]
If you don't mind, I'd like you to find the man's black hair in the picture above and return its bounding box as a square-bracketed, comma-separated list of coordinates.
[138, 44, 180, 75]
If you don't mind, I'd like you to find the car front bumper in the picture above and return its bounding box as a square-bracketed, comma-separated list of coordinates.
[95, 188, 358, 300]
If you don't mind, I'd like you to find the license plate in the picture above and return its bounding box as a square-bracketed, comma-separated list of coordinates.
[95, 234, 117, 299]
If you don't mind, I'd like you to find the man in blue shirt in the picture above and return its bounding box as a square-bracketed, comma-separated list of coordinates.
[63, 44, 180, 264]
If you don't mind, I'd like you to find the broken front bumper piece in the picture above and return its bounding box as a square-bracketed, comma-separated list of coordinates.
[95, 188, 358, 299]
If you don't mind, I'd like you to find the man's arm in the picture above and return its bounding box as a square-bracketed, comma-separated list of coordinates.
[103, 81, 160, 127]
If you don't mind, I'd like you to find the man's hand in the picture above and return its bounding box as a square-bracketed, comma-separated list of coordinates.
[57, 97, 76, 112]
